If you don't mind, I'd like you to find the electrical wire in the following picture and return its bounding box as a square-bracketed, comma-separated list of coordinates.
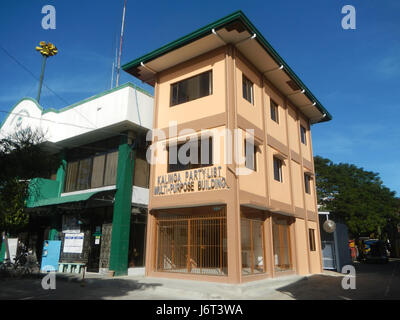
[1, 46, 98, 130]
[0, 45, 151, 148]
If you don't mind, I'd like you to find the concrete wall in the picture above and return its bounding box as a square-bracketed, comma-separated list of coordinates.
[147, 45, 322, 282]
[0, 83, 154, 143]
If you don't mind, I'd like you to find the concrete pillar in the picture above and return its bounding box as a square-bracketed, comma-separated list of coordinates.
[56, 151, 67, 196]
[109, 133, 136, 276]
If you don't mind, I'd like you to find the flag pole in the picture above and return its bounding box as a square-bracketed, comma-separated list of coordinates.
[116, 0, 127, 87]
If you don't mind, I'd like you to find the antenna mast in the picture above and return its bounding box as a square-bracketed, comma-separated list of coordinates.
[116, 0, 127, 87]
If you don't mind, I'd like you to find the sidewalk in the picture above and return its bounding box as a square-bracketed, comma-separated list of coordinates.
[51, 272, 309, 300]
[1, 269, 352, 300]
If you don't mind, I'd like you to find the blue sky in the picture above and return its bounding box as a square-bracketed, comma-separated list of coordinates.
[0, 1, 399, 195]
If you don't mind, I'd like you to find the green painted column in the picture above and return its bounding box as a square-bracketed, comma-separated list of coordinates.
[109, 134, 135, 276]
[47, 152, 66, 241]
[56, 151, 67, 196]
[0, 239, 5, 262]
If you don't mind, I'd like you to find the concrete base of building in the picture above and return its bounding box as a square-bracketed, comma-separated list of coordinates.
[128, 267, 145, 276]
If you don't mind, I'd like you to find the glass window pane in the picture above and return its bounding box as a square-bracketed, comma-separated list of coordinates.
[241, 218, 251, 275]
[170, 71, 212, 106]
[304, 174, 311, 194]
[273, 158, 282, 182]
[273, 218, 292, 272]
[104, 151, 119, 186]
[245, 141, 256, 171]
[76, 158, 92, 190]
[252, 220, 264, 273]
[91, 154, 106, 188]
[301, 126, 307, 144]
[270, 100, 279, 123]
[65, 161, 79, 192]
[133, 152, 149, 188]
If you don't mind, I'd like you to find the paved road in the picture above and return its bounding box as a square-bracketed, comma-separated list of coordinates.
[272, 258, 400, 300]
[0, 259, 399, 300]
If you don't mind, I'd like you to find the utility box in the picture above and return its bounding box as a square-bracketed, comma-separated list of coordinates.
[41, 240, 61, 272]
[319, 213, 352, 272]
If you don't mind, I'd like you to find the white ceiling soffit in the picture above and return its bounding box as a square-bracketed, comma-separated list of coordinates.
[138, 34, 224, 84]
[235, 38, 319, 120]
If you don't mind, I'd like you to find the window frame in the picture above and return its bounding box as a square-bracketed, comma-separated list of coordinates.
[63, 148, 119, 193]
[304, 173, 311, 194]
[242, 74, 254, 105]
[300, 125, 307, 145]
[170, 70, 213, 107]
[244, 139, 257, 171]
[167, 137, 213, 173]
[273, 157, 283, 182]
[309, 228, 316, 251]
[270, 99, 279, 123]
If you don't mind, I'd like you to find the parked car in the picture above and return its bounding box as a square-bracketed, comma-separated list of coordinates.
[364, 240, 389, 264]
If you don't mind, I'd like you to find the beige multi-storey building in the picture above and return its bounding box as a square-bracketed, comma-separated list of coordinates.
[123, 11, 332, 283]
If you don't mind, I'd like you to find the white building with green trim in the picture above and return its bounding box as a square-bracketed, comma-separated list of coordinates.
[0, 82, 153, 276]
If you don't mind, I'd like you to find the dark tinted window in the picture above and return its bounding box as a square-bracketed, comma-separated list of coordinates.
[304, 173, 311, 194]
[168, 137, 213, 173]
[245, 140, 256, 171]
[300, 125, 307, 145]
[171, 71, 212, 106]
[270, 99, 279, 123]
[273, 157, 283, 182]
[309, 229, 316, 251]
[242, 75, 254, 104]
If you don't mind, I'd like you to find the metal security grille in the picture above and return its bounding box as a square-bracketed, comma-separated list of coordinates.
[241, 217, 265, 275]
[272, 217, 293, 272]
[155, 209, 227, 276]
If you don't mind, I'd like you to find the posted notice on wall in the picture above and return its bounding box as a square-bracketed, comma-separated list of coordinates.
[63, 233, 84, 253]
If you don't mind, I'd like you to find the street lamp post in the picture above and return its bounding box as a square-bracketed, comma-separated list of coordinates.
[35, 41, 58, 103]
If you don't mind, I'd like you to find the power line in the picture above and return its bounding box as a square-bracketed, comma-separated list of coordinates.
[0, 46, 99, 130]
[0, 109, 130, 135]
[0, 46, 150, 145]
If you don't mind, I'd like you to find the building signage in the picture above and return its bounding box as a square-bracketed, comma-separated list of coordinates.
[63, 233, 84, 253]
[154, 166, 227, 195]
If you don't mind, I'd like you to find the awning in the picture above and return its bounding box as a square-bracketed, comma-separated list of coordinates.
[27, 190, 107, 208]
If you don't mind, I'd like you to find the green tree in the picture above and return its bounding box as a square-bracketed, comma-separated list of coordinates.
[0, 127, 60, 235]
[314, 156, 400, 238]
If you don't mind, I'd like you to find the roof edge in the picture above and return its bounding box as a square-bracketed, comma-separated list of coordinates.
[1, 82, 153, 131]
[122, 10, 332, 124]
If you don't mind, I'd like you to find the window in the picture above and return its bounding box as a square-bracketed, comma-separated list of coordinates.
[64, 161, 79, 192]
[168, 137, 213, 173]
[64, 150, 119, 193]
[270, 99, 279, 123]
[272, 217, 292, 272]
[103, 151, 119, 186]
[273, 157, 283, 182]
[76, 158, 92, 190]
[91, 154, 106, 188]
[242, 74, 254, 104]
[241, 214, 265, 275]
[309, 229, 316, 251]
[304, 173, 311, 194]
[300, 125, 307, 145]
[156, 206, 227, 276]
[245, 140, 257, 171]
[170, 70, 212, 106]
[133, 149, 150, 188]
